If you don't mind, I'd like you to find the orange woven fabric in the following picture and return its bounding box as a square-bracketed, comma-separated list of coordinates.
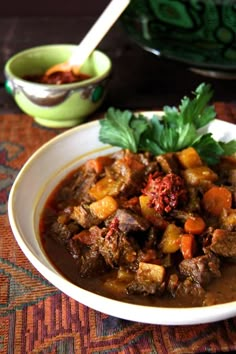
[0, 108, 236, 354]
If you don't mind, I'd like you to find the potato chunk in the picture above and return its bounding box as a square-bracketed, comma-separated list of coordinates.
[89, 176, 123, 200]
[182, 166, 218, 186]
[159, 223, 182, 253]
[137, 262, 165, 284]
[177, 147, 203, 169]
[90, 196, 118, 220]
[221, 209, 236, 231]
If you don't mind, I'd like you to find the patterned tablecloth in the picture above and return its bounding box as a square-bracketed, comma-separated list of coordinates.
[1, 103, 236, 354]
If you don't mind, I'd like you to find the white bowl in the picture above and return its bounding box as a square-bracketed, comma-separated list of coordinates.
[8, 113, 236, 325]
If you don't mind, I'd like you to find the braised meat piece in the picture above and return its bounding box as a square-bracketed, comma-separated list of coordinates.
[112, 208, 150, 233]
[71, 242, 109, 277]
[72, 225, 104, 246]
[156, 152, 180, 174]
[167, 274, 207, 306]
[179, 251, 221, 287]
[174, 278, 206, 305]
[77, 247, 109, 277]
[106, 150, 147, 197]
[209, 229, 236, 257]
[72, 168, 98, 204]
[71, 204, 101, 228]
[50, 220, 80, 244]
[67, 226, 110, 277]
[127, 279, 165, 296]
[99, 218, 138, 268]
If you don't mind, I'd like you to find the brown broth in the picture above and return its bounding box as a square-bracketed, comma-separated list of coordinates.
[42, 232, 236, 307]
[39, 150, 236, 308]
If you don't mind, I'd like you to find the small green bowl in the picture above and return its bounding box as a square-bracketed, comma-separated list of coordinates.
[4, 44, 112, 128]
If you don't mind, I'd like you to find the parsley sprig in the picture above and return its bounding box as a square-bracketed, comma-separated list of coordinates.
[99, 83, 236, 164]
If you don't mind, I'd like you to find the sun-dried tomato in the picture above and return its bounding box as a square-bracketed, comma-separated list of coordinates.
[142, 172, 187, 214]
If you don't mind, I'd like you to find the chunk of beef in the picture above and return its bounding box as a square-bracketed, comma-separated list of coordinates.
[113, 150, 159, 176]
[167, 273, 206, 306]
[67, 225, 106, 259]
[67, 225, 109, 277]
[179, 251, 221, 287]
[72, 168, 98, 204]
[156, 152, 180, 174]
[99, 219, 138, 268]
[50, 220, 80, 244]
[71, 225, 105, 247]
[107, 150, 147, 197]
[76, 246, 109, 277]
[209, 229, 236, 257]
[67, 238, 82, 259]
[175, 278, 206, 304]
[112, 208, 150, 233]
[126, 279, 165, 296]
[71, 204, 101, 228]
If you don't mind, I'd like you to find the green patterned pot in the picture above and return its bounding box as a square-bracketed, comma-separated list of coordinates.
[4, 45, 112, 127]
[121, 0, 236, 78]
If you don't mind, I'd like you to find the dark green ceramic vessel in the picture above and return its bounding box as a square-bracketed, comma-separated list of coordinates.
[121, 0, 236, 78]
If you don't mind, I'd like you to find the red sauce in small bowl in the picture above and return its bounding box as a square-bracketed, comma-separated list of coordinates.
[23, 70, 91, 85]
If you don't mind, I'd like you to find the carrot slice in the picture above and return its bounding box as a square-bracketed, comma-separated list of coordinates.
[202, 186, 232, 216]
[184, 216, 206, 235]
[86, 156, 113, 174]
[180, 233, 196, 259]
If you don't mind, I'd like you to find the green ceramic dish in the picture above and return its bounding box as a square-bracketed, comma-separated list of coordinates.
[121, 0, 236, 78]
[4, 44, 112, 127]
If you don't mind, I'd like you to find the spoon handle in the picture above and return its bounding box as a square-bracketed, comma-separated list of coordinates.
[69, 0, 130, 66]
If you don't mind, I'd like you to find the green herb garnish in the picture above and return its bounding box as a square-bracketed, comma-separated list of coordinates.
[99, 83, 236, 164]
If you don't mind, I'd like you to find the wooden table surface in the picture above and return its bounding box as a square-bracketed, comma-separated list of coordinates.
[1, 16, 236, 116]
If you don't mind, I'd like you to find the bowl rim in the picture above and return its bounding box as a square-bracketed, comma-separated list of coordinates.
[4, 44, 112, 90]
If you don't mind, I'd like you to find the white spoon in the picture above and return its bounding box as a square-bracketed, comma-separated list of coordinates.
[45, 0, 130, 77]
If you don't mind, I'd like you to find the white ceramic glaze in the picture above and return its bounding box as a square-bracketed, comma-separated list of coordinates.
[8, 114, 236, 325]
